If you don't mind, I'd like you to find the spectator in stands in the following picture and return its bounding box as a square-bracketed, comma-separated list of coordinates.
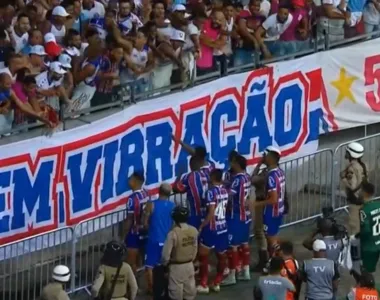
[41, 6, 70, 44]
[7, 13, 30, 54]
[28, 45, 47, 75]
[21, 29, 44, 55]
[35, 61, 71, 114]
[12, 70, 40, 127]
[62, 0, 89, 36]
[93, 37, 123, 106]
[0, 30, 13, 69]
[25, 4, 40, 30]
[0, 53, 30, 82]
[64, 29, 88, 58]
[59, 53, 74, 98]
[318, 0, 349, 43]
[82, 0, 106, 19]
[345, 0, 366, 38]
[197, 10, 226, 75]
[363, 0, 380, 35]
[255, 4, 293, 59]
[279, 0, 309, 55]
[235, 0, 264, 66]
[44, 33, 63, 59]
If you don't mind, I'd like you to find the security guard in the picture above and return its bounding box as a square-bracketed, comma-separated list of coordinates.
[162, 206, 198, 300]
[91, 241, 138, 300]
[41, 265, 71, 300]
[340, 142, 367, 235]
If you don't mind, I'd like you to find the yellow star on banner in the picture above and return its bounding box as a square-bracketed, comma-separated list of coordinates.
[330, 67, 358, 107]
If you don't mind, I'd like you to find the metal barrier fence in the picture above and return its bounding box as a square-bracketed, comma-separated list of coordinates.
[0, 227, 73, 300]
[0, 135, 378, 299]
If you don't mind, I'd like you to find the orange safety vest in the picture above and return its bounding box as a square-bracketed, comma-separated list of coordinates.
[280, 258, 298, 300]
[354, 287, 379, 300]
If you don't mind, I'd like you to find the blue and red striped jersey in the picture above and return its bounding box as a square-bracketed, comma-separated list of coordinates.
[206, 185, 228, 232]
[265, 167, 286, 217]
[229, 172, 252, 222]
[126, 189, 150, 234]
[178, 171, 207, 217]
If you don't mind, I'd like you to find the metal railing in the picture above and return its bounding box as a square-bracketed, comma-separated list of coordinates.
[1, 29, 380, 138]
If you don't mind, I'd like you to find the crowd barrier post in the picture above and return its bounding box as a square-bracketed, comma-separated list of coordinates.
[332, 133, 380, 212]
[0, 227, 73, 300]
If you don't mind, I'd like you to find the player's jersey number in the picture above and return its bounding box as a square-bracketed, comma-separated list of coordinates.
[215, 200, 228, 220]
[372, 215, 380, 237]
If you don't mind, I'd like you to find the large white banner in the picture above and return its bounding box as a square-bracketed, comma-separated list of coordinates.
[1, 37, 379, 247]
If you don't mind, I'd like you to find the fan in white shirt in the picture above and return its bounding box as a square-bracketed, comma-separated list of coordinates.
[6, 13, 30, 54]
[82, 0, 105, 19]
[254, 5, 293, 58]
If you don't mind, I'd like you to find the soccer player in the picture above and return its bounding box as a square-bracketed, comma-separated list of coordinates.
[255, 146, 285, 256]
[222, 155, 252, 285]
[197, 169, 230, 294]
[359, 182, 380, 273]
[123, 172, 149, 273]
[174, 156, 207, 229]
[223, 150, 239, 189]
[171, 134, 215, 178]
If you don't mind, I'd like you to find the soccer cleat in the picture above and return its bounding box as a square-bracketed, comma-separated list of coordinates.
[220, 271, 236, 286]
[237, 266, 251, 281]
[197, 285, 210, 294]
[211, 284, 221, 292]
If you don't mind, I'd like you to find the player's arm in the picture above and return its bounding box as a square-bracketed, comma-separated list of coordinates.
[199, 190, 215, 232]
[143, 201, 154, 230]
[255, 174, 278, 207]
[171, 134, 196, 156]
[123, 197, 135, 238]
[173, 172, 187, 194]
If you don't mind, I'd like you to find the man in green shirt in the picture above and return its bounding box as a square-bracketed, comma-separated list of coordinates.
[359, 182, 380, 273]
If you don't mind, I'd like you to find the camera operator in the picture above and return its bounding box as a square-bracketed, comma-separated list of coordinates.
[303, 209, 346, 264]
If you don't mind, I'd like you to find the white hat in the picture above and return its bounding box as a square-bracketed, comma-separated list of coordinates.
[172, 4, 186, 12]
[52, 265, 71, 283]
[264, 146, 281, 156]
[49, 61, 67, 75]
[52, 6, 70, 17]
[44, 33, 56, 44]
[58, 53, 72, 68]
[346, 142, 364, 159]
[170, 29, 185, 42]
[30, 45, 47, 56]
[312, 239, 327, 252]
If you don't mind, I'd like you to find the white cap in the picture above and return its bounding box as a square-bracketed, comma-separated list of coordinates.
[30, 45, 47, 56]
[172, 4, 186, 12]
[49, 61, 67, 74]
[52, 6, 70, 17]
[264, 146, 281, 156]
[312, 239, 327, 252]
[44, 33, 56, 44]
[52, 265, 71, 283]
[346, 142, 364, 159]
[58, 53, 72, 68]
[170, 29, 185, 42]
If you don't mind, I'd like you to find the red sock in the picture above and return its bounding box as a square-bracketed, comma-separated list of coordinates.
[199, 254, 209, 286]
[227, 249, 233, 270]
[230, 250, 239, 271]
[215, 252, 227, 284]
[240, 244, 250, 266]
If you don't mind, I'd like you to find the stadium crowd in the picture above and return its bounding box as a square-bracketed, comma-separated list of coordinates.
[0, 0, 376, 133]
[39, 140, 380, 300]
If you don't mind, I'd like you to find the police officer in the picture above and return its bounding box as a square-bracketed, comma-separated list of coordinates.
[162, 206, 198, 300]
[301, 240, 340, 300]
[41, 265, 71, 300]
[340, 142, 367, 235]
[91, 241, 138, 300]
